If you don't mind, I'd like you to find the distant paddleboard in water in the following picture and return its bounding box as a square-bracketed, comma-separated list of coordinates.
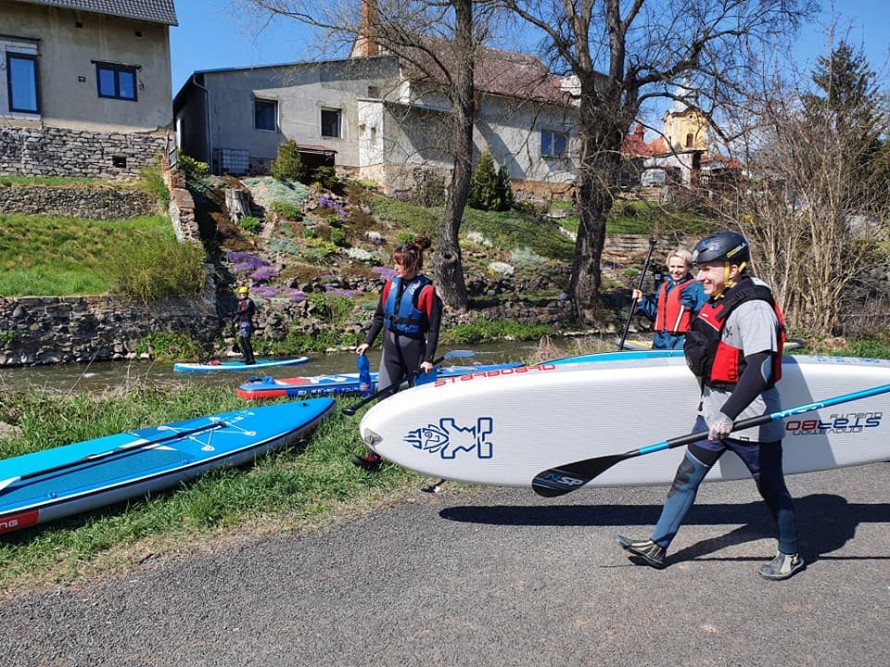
[173, 356, 310, 373]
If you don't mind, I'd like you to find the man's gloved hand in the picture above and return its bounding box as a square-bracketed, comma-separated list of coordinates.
[708, 412, 734, 441]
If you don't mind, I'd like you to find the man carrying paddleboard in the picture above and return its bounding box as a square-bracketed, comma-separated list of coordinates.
[632, 248, 707, 350]
[352, 237, 443, 472]
[617, 231, 804, 581]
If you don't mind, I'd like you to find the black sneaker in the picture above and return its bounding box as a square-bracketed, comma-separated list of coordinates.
[351, 452, 383, 472]
[759, 552, 805, 581]
[615, 535, 667, 569]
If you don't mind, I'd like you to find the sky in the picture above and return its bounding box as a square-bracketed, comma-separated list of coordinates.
[169, 1, 890, 97]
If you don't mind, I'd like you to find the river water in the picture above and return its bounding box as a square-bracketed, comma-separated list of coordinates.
[0, 339, 573, 395]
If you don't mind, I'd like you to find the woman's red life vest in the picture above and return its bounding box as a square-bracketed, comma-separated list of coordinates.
[683, 276, 786, 390]
[382, 275, 433, 338]
[654, 277, 697, 334]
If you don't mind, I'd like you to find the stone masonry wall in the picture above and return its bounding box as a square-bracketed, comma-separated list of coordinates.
[0, 127, 166, 180]
[0, 295, 219, 366]
[0, 184, 157, 219]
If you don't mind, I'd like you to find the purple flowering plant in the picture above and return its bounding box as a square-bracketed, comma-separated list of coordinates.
[371, 266, 396, 279]
[250, 266, 280, 283]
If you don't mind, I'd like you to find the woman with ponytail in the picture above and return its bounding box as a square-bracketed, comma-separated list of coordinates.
[353, 236, 443, 471]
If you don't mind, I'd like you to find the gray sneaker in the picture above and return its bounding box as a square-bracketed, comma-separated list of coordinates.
[615, 535, 667, 569]
[759, 552, 805, 581]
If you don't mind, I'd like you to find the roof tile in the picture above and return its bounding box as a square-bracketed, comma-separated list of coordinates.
[20, 0, 178, 26]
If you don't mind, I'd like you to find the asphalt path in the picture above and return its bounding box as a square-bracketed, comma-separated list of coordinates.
[1, 462, 889, 667]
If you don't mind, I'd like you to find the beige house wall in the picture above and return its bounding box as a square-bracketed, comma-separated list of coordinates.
[1, 2, 173, 133]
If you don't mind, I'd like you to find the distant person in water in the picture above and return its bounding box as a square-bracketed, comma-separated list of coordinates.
[232, 286, 256, 365]
[632, 248, 707, 349]
[352, 237, 443, 472]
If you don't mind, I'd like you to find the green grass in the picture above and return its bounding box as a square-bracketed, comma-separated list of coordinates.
[0, 214, 200, 296]
[0, 175, 135, 188]
[0, 384, 427, 591]
[371, 196, 575, 261]
[555, 199, 714, 236]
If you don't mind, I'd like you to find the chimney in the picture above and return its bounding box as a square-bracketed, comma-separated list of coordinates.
[358, 0, 379, 57]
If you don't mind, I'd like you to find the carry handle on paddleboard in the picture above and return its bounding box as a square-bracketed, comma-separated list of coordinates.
[341, 349, 475, 416]
[0, 421, 228, 493]
[531, 383, 890, 497]
[617, 237, 656, 351]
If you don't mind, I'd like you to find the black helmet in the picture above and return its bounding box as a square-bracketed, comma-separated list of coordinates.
[692, 231, 750, 265]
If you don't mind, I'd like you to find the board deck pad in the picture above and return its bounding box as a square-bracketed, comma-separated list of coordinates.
[0, 399, 334, 534]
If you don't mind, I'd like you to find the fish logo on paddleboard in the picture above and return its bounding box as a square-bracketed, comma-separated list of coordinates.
[403, 418, 493, 459]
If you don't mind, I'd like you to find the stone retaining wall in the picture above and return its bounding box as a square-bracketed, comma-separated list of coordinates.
[0, 127, 166, 180]
[0, 292, 580, 367]
[0, 295, 219, 366]
[0, 184, 157, 219]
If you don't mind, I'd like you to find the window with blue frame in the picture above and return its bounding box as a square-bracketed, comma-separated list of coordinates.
[541, 130, 567, 158]
[96, 62, 137, 101]
[254, 99, 278, 131]
[6, 52, 39, 113]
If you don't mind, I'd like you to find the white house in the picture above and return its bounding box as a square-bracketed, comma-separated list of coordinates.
[173, 32, 582, 199]
[0, 0, 178, 178]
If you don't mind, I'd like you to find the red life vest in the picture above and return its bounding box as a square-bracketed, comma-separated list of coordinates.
[683, 276, 786, 390]
[654, 277, 697, 334]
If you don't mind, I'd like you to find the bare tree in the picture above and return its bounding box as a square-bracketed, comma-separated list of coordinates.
[710, 42, 890, 335]
[501, 0, 816, 322]
[236, 0, 501, 310]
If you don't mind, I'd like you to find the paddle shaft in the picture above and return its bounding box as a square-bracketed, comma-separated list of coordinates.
[0, 421, 227, 492]
[341, 350, 473, 416]
[618, 238, 657, 351]
[532, 382, 890, 497]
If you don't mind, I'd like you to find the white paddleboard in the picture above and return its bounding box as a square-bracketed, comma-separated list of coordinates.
[359, 355, 890, 488]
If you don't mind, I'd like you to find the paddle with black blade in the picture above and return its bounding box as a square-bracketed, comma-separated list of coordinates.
[617, 237, 657, 351]
[531, 383, 890, 497]
[0, 421, 228, 493]
[341, 349, 475, 416]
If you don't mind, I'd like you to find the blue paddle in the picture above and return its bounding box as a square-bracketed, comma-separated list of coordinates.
[0, 421, 227, 493]
[341, 349, 475, 416]
[532, 383, 890, 497]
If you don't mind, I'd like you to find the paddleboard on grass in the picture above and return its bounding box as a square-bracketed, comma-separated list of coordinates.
[0, 398, 334, 535]
[236, 362, 526, 400]
[358, 355, 890, 489]
[173, 356, 309, 373]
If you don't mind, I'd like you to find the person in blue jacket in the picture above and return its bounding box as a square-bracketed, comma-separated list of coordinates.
[632, 248, 707, 350]
[352, 236, 443, 472]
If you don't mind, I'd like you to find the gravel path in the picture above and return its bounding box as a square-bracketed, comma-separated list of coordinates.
[2, 463, 889, 666]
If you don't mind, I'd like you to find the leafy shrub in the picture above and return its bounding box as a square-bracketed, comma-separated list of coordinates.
[0, 331, 17, 348]
[268, 238, 301, 255]
[177, 153, 210, 181]
[271, 140, 306, 182]
[396, 231, 415, 245]
[238, 215, 260, 233]
[135, 331, 205, 362]
[468, 150, 513, 211]
[330, 227, 349, 248]
[309, 166, 338, 191]
[303, 237, 339, 264]
[444, 317, 552, 344]
[270, 200, 304, 221]
[105, 233, 205, 301]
